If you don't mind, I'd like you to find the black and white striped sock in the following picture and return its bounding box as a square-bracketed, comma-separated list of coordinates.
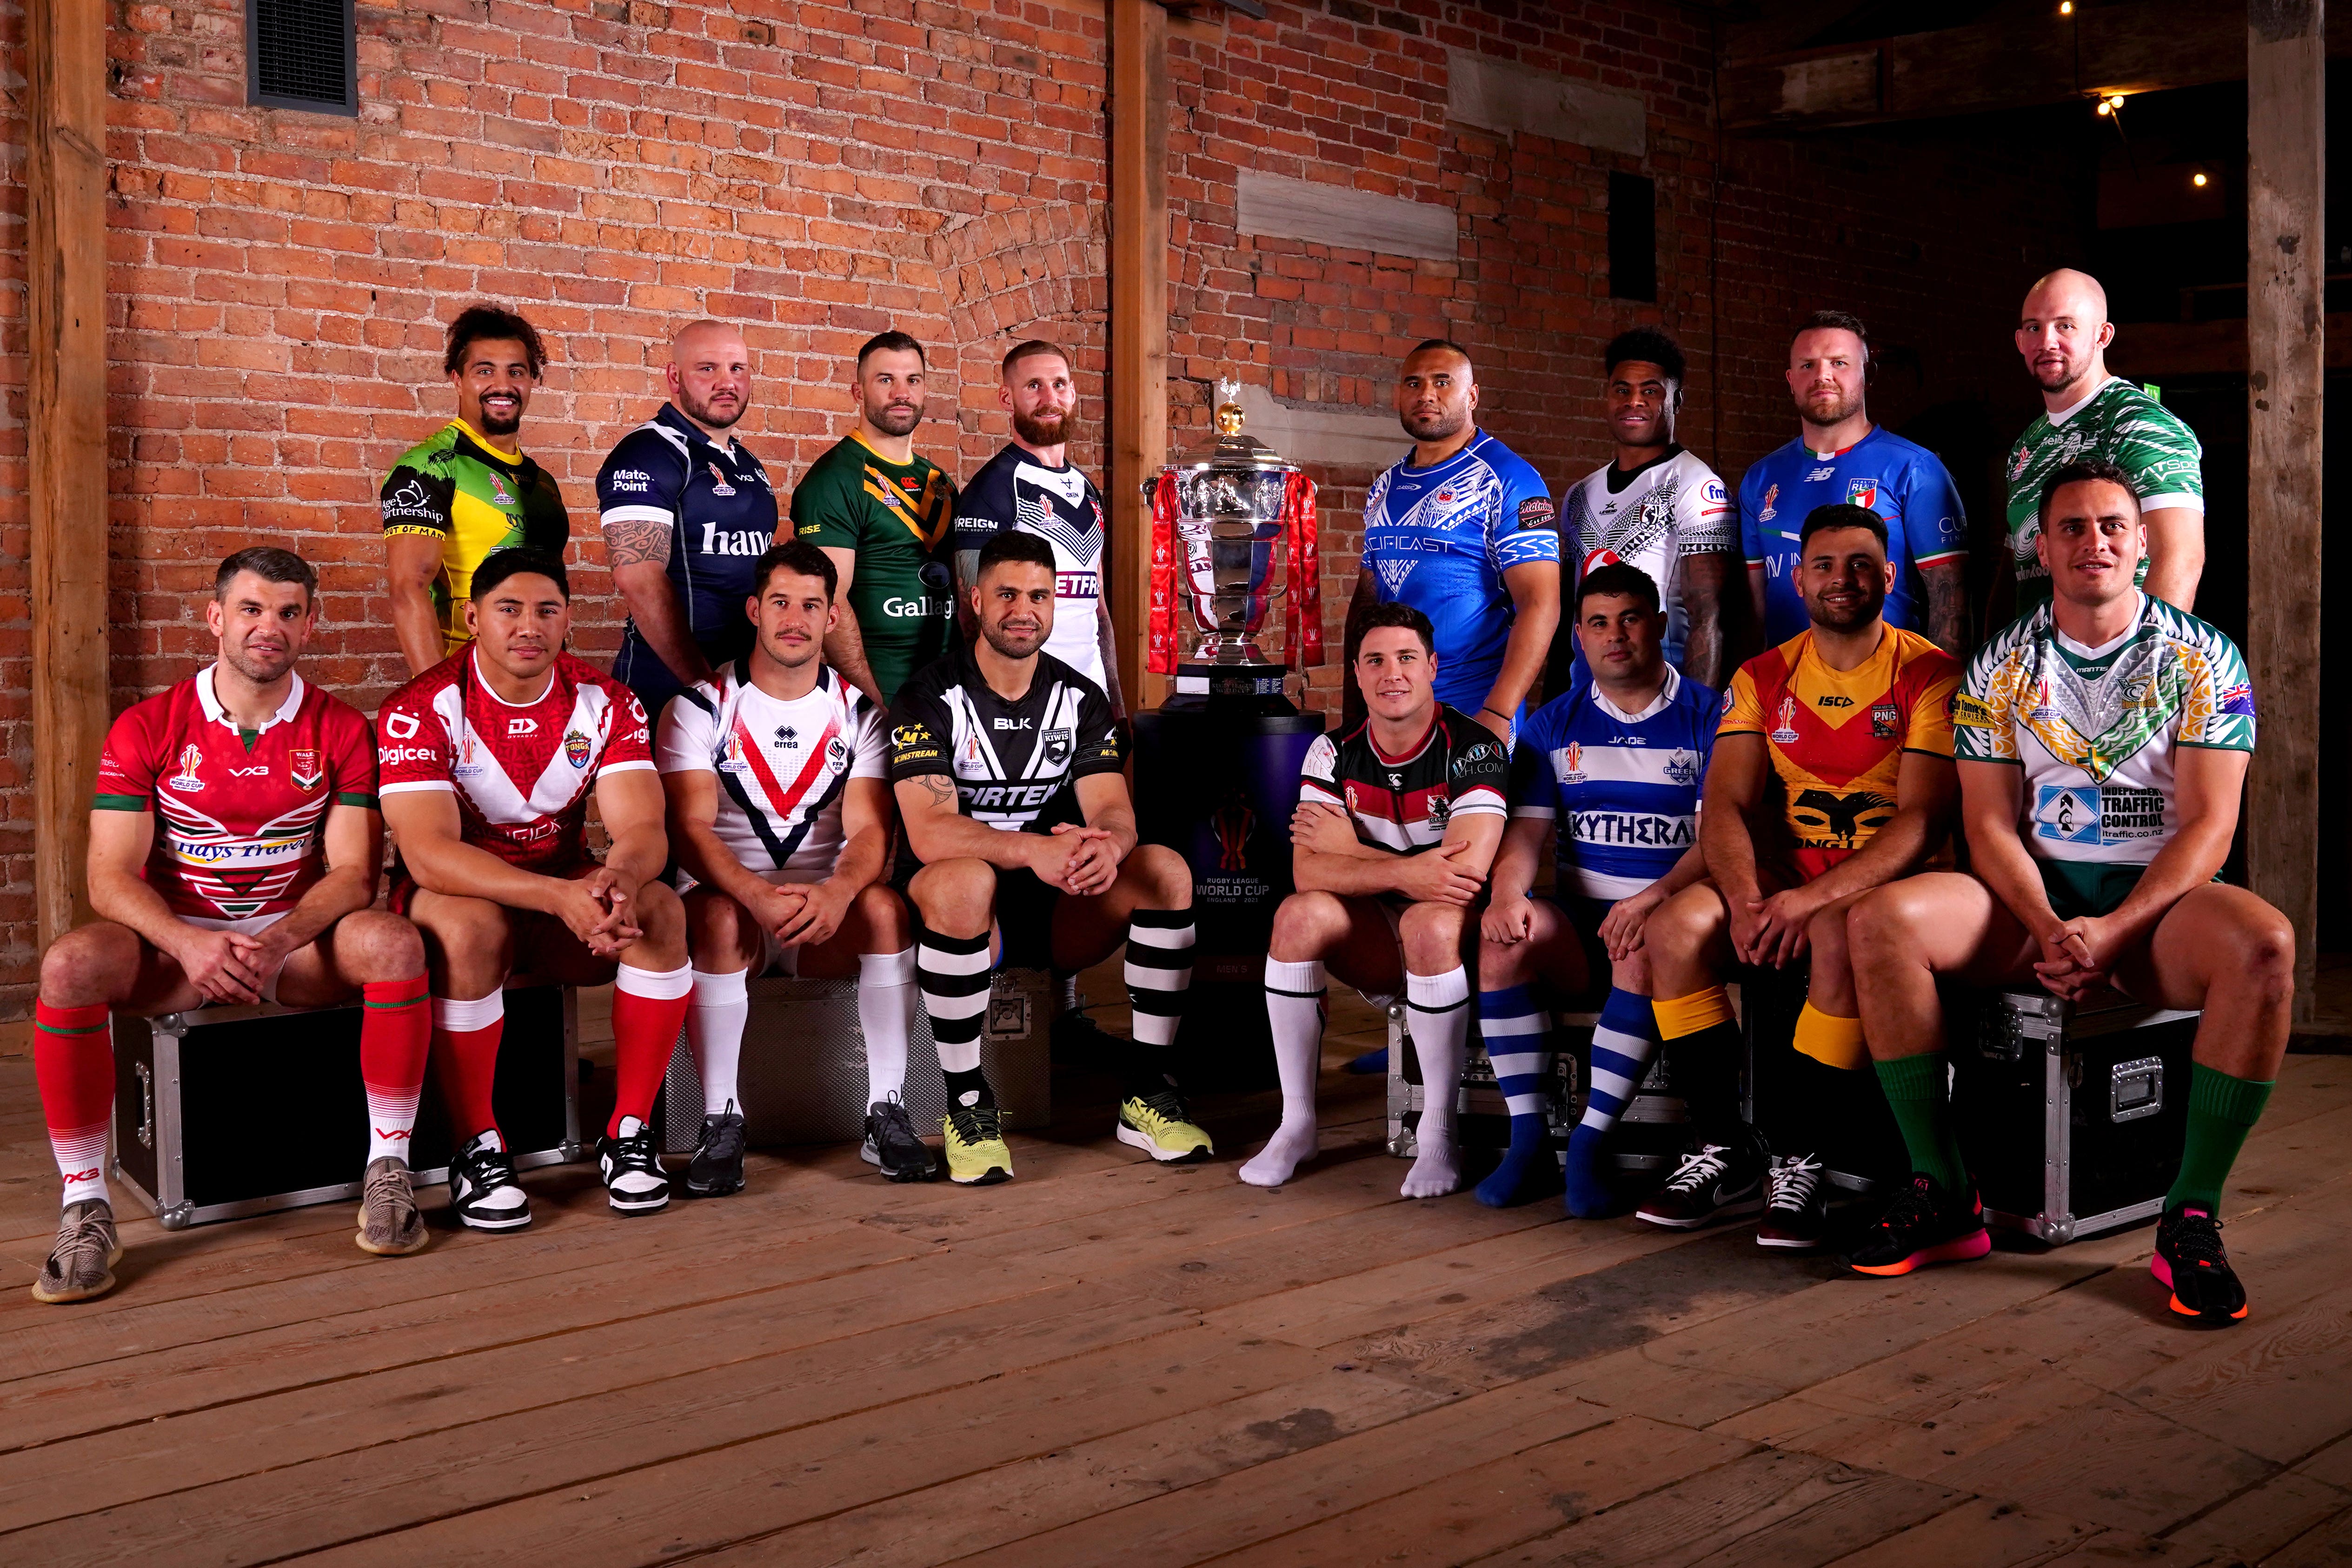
[1122, 909, 1196, 1095]
[917, 929, 994, 1096]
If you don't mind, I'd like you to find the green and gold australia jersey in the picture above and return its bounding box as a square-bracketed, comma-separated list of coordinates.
[790, 431, 958, 704]
[380, 420, 571, 656]
[1953, 593, 2253, 918]
[2003, 377, 2202, 611]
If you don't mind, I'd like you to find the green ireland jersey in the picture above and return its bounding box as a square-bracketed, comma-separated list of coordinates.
[380, 420, 571, 656]
[790, 431, 958, 704]
[2003, 377, 2202, 611]
[1951, 593, 2252, 918]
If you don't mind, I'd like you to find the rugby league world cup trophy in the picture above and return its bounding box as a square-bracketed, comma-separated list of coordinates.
[1131, 378, 1328, 1084]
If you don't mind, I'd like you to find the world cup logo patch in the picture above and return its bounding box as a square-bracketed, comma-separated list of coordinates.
[563, 729, 592, 769]
[168, 744, 206, 793]
[1769, 697, 1801, 746]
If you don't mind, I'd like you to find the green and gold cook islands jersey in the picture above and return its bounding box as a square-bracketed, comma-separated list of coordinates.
[379, 419, 571, 657]
[789, 430, 959, 704]
[2004, 377, 2202, 612]
[1952, 593, 2253, 919]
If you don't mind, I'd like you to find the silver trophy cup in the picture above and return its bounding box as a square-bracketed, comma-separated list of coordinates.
[1152, 379, 1302, 683]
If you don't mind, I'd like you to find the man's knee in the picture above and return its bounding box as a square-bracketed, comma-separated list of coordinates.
[857, 882, 911, 949]
[687, 887, 745, 950]
[631, 878, 684, 942]
[1644, 885, 1720, 962]
[2220, 898, 2297, 995]
[39, 924, 133, 1007]
[1269, 891, 1346, 960]
[1125, 843, 1192, 906]
[1805, 898, 1852, 967]
[1847, 880, 1940, 966]
[413, 894, 512, 950]
[337, 910, 426, 980]
[911, 859, 995, 936]
[1398, 903, 1464, 974]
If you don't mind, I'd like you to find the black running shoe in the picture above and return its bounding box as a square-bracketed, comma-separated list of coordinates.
[1635, 1135, 1767, 1230]
[862, 1095, 938, 1183]
[684, 1107, 747, 1199]
[448, 1133, 532, 1232]
[2153, 1204, 2248, 1327]
[596, 1120, 671, 1215]
[1845, 1173, 1992, 1277]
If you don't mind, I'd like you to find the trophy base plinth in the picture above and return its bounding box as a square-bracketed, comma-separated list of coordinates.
[1175, 661, 1287, 701]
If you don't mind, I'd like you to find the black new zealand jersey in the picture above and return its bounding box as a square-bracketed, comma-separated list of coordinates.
[1297, 704, 1509, 854]
[886, 643, 1123, 854]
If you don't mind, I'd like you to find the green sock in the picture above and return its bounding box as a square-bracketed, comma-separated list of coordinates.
[1874, 1052, 1968, 1193]
[2165, 1065, 2274, 1214]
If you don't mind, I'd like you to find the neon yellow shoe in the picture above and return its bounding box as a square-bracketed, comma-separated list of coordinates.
[1117, 1088, 1214, 1163]
[943, 1100, 1013, 1185]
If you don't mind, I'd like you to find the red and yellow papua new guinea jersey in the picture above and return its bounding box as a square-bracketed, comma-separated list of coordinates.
[1719, 626, 1960, 878]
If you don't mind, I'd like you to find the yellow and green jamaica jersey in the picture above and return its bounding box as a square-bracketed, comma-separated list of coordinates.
[380, 419, 572, 655]
[790, 430, 958, 704]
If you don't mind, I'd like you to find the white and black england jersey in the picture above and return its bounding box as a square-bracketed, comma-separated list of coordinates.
[951, 445, 1111, 688]
[656, 663, 888, 881]
[886, 643, 1124, 844]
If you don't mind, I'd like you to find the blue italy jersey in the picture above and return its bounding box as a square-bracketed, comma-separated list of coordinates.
[1509, 667, 1721, 900]
[1361, 430, 1560, 715]
[1736, 425, 1967, 646]
[597, 403, 780, 714]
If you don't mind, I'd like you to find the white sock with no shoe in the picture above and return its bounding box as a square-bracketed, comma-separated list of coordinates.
[1242, 957, 1326, 1188]
[1402, 966, 1469, 1198]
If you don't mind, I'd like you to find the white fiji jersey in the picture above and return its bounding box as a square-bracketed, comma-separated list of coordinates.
[656, 662, 887, 880]
[1561, 448, 1734, 666]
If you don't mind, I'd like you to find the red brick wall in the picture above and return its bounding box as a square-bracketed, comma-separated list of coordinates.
[0, 0, 2090, 1014]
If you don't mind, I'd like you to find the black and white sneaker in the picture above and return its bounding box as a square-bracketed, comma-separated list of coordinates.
[684, 1105, 746, 1199]
[448, 1132, 532, 1231]
[1757, 1152, 1828, 1250]
[862, 1094, 938, 1183]
[596, 1118, 671, 1215]
[1634, 1135, 1767, 1230]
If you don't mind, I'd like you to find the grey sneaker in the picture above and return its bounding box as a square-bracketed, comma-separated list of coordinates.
[356, 1157, 429, 1256]
[32, 1199, 123, 1304]
[862, 1095, 938, 1183]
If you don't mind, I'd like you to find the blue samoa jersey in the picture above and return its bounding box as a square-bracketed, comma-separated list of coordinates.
[597, 403, 780, 712]
[1737, 425, 1967, 646]
[1509, 666, 1721, 900]
[1361, 430, 1560, 715]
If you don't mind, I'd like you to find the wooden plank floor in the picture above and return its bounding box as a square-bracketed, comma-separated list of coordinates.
[1, 984, 2349, 1567]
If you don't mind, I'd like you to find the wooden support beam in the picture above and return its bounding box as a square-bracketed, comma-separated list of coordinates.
[1108, 0, 1169, 712]
[27, 0, 111, 949]
[2245, 0, 2324, 1024]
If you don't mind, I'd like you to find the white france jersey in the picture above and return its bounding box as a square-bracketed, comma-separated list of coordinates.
[656, 662, 887, 880]
[1561, 448, 1734, 671]
[1509, 668, 1721, 900]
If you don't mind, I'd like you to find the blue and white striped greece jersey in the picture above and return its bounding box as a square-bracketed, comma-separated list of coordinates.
[1508, 667, 1722, 900]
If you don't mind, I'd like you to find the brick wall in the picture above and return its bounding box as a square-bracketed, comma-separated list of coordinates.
[0, 0, 2091, 1015]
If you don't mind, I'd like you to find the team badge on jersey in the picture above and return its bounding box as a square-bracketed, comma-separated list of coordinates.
[168, 744, 206, 793]
[1846, 479, 1880, 510]
[1043, 729, 1073, 765]
[825, 735, 850, 771]
[1665, 750, 1701, 787]
[564, 729, 591, 769]
[1871, 702, 1900, 739]
[1770, 697, 1800, 745]
[290, 749, 322, 791]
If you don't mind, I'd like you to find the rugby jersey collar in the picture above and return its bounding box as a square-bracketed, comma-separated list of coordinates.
[655, 400, 744, 462]
[449, 418, 528, 469]
[1395, 429, 1488, 477]
[2051, 591, 2148, 661]
[195, 665, 305, 734]
[1591, 665, 1680, 724]
[1365, 708, 1441, 766]
[468, 646, 558, 709]
[2043, 375, 2119, 428]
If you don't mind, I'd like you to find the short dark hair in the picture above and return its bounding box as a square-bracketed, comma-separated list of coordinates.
[1354, 599, 1435, 656]
[1798, 503, 1889, 552]
[2038, 456, 2141, 527]
[1604, 327, 1686, 387]
[1575, 562, 1662, 617]
[751, 539, 838, 600]
[214, 546, 316, 602]
[857, 330, 927, 373]
[1001, 339, 1070, 378]
[975, 529, 1056, 578]
[1794, 308, 1869, 364]
[471, 547, 570, 603]
[444, 305, 547, 379]
[1407, 338, 1473, 368]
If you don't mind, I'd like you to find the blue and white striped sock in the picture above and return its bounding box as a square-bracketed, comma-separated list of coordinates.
[1564, 986, 1661, 1217]
[1473, 983, 1555, 1208]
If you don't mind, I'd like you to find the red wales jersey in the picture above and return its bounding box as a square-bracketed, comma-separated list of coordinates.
[376, 649, 655, 873]
[93, 669, 378, 922]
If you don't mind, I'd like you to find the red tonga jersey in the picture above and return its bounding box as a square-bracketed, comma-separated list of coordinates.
[92, 669, 378, 921]
[376, 648, 656, 874]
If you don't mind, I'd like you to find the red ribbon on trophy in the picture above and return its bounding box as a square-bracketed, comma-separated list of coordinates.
[1282, 470, 1324, 669]
[1146, 471, 1180, 676]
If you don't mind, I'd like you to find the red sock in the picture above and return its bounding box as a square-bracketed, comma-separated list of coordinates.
[35, 1000, 115, 1210]
[430, 991, 505, 1149]
[609, 963, 692, 1137]
[362, 974, 432, 1164]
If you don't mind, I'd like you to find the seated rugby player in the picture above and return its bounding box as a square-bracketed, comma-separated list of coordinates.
[30, 548, 431, 1303]
[1638, 504, 1960, 1249]
[378, 548, 692, 1226]
[1477, 564, 1719, 1214]
[659, 541, 926, 1191]
[1846, 460, 2287, 1323]
[1245, 602, 1508, 1197]
[888, 531, 1201, 1185]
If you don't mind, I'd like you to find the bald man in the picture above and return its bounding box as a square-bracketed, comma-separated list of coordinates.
[2005, 269, 2205, 614]
[598, 320, 784, 718]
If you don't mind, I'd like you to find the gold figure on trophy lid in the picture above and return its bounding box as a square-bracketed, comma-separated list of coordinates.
[1213, 377, 1246, 437]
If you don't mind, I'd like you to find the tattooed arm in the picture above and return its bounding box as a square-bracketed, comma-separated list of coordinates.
[1920, 557, 1971, 660]
[604, 515, 715, 688]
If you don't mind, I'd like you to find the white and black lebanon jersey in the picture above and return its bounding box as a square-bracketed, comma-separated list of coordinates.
[1299, 704, 1509, 855]
[951, 445, 1110, 688]
[886, 642, 1123, 845]
[656, 662, 887, 880]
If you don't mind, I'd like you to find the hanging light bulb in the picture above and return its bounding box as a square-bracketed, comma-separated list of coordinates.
[2108, 94, 2126, 109]
[2060, 0, 2072, 13]
[2096, 100, 2111, 115]
[2193, 171, 2209, 188]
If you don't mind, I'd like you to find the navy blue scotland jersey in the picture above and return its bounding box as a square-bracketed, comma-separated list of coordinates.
[597, 403, 781, 713]
[1510, 667, 1721, 900]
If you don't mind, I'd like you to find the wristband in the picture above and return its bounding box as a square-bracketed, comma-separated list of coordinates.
[1480, 705, 1512, 723]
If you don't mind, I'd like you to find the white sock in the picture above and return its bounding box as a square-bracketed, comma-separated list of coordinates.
[1242, 957, 1326, 1188]
[50, 1122, 109, 1212]
[1403, 966, 1470, 1198]
[687, 968, 750, 1116]
[859, 947, 917, 1105]
[364, 1085, 421, 1165]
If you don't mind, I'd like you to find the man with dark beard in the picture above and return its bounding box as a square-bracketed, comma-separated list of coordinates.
[382, 305, 572, 678]
[951, 339, 1124, 715]
[790, 331, 958, 710]
[598, 320, 783, 721]
[1633, 505, 1960, 1251]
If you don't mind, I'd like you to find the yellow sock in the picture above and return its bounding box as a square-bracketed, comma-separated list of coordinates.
[1793, 1001, 1869, 1071]
[1653, 985, 1735, 1040]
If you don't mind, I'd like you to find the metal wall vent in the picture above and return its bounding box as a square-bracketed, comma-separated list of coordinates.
[247, 0, 357, 115]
